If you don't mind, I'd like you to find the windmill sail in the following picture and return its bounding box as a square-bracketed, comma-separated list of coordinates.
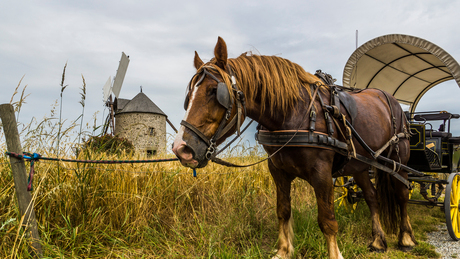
[112, 52, 130, 98]
[102, 76, 112, 102]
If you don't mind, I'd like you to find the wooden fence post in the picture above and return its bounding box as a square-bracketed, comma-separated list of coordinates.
[0, 103, 42, 258]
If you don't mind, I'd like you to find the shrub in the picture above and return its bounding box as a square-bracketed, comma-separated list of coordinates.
[82, 134, 135, 155]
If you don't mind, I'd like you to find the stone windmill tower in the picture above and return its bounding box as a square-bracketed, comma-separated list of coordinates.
[114, 91, 167, 155]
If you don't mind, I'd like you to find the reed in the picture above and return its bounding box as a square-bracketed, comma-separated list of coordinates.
[77, 74, 87, 146]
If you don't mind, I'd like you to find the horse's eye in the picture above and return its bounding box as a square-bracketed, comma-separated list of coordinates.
[209, 88, 217, 95]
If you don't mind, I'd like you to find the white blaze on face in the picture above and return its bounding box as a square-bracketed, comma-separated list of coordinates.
[173, 83, 200, 148]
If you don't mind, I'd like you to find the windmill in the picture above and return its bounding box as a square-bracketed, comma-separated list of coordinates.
[102, 52, 130, 135]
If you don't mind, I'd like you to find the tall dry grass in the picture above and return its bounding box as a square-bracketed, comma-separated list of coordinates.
[0, 141, 318, 258]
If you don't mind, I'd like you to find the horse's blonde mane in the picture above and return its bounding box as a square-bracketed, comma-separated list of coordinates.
[206, 52, 324, 116]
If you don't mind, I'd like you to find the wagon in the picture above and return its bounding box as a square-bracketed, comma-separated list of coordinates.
[335, 34, 460, 241]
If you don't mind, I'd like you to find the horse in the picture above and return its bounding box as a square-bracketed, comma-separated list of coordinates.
[172, 37, 416, 259]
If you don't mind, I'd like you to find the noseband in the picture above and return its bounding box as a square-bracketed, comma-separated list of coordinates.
[181, 66, 246, 160]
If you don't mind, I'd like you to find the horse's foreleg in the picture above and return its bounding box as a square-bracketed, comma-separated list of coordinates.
[310, 166, 343, 259]
[268, 160, 295, 259]
[353, 171, 387, 252]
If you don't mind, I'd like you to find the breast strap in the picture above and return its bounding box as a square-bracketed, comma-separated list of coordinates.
[255, 130, 348, 153]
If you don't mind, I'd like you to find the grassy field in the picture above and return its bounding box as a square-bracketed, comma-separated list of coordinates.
[0, 147, 446, 258]
[0, 81, 446, 258]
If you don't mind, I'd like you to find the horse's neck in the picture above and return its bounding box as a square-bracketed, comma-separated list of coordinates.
[245, 88, 316, 131]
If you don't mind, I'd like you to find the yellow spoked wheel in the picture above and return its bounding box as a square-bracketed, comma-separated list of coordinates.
[409, 181, 415, 199]
[334, 177, 359, 212]
[444, 173, 460, 241]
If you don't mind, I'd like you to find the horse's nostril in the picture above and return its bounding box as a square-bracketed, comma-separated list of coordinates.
[182, 145, 194, 157]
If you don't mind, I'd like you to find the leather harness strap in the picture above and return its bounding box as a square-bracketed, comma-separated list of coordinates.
[256, 130, 348, 152]
[181, 120, 212, 146]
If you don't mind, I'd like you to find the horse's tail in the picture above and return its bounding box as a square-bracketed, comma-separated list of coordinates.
[374, 89, 410, 234]
[375, 168, 400, 234]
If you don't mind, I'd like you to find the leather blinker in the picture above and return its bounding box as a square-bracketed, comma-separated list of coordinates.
[184, 71, 231, 111]
[216, 82, 231, 109]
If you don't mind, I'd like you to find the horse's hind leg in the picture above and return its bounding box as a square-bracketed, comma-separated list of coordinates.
[353, 171, 387, 252]
[394, 172, 417, 250]
[394, 140, 417, 250]
[268, 160, 295, 259]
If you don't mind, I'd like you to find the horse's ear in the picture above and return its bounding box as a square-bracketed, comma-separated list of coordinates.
[214, 36, 228, 70]
[194, 51, 204, 70]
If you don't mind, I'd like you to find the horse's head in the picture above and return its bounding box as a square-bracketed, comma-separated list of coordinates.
[172, 37, 245, 168]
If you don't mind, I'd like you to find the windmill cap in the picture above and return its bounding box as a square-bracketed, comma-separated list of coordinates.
[115, 92, 166, 116]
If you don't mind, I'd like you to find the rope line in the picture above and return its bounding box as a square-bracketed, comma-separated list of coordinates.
[5, 151, 179, 192]
[4, 152, 264, 191]
[6, 152, 179, 164]
[29, 160, 259, 175]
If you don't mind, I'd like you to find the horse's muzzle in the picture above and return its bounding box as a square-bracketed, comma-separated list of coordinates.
[172, 134, 210, 169]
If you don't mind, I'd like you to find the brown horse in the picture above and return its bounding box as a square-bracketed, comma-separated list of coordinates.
[172, 37, 416, 259]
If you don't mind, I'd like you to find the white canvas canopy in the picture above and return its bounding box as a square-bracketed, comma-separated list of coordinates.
[342, 34, 460, 113]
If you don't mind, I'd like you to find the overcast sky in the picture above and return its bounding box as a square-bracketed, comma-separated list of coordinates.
[1, 0, 460, 148]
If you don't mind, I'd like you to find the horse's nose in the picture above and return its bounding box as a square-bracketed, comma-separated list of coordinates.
[173, 141, 193, 161]
[172, 141, 198, 168]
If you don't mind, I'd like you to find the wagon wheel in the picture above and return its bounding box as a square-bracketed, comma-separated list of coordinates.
[408, 181, 415, 199]
[334, 177, 358, 212]
[444, 172, 460, 241]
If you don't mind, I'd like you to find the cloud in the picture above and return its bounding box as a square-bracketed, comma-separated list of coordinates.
[1, 0, 459, 149]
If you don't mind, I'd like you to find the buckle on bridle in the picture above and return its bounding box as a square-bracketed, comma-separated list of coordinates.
[225, 110, 231, 120]
[205, 142, 217, 160]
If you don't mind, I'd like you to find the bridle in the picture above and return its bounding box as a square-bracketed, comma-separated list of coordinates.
[181, 66, 246, 160]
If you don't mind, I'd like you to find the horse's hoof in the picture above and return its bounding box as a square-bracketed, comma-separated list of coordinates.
[368, 246, 386, 253]
[368, 241, 387, 253]
[271, 250, 282, 259]
[398, 245, 414, 252]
